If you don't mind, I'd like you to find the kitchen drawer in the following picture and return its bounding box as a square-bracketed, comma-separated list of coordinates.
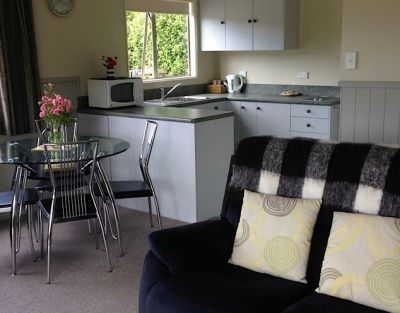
[291, 131, 330, 140]
[291, 105, 330, 119]
[291, 117, 330, 134]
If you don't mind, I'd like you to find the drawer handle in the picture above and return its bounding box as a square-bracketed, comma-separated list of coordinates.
[221, 21, 225, 25]
[256, 107, 261, 110]
[241, 106, 246, 110]
[248, 19, 252, 23]
[306, 123, 311, 128]
[306, 109, 311, 113]
[214, 106, 218, 110]
[253, 19, 258, 23]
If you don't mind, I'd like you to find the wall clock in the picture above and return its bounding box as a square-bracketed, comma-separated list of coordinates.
[48, 0, 74, 17]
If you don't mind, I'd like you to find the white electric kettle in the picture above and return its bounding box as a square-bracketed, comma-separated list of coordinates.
[225, 74, 244, 93]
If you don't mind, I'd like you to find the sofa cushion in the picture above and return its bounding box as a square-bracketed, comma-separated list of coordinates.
[230, 190, 321, 283]
[146, 263, 313, 313]
[281, 292, 387, 313]
[317, 212, 400, 312]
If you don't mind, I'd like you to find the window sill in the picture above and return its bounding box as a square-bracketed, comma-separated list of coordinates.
[143, 76, 198, 85]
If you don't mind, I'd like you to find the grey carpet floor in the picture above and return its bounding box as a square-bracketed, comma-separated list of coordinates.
[0, 208, 184, 313]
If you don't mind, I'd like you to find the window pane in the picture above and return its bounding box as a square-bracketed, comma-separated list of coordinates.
[126, 11, 153, 78]
[126, 11, 190, 80]
[155, 13, 189, 78]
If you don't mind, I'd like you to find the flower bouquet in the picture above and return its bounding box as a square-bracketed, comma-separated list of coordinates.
[102, 56, 118, 79]
[38, 83, 73, 143]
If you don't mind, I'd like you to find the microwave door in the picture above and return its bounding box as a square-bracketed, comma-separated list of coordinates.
[110, 83, 135, 106]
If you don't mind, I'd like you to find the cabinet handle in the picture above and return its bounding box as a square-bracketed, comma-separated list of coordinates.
[306, 123, 311, 128]
[256, 107, 261, 110]
[220, 21, 225, 25]
[248, 19, 252, 23]
[241, 106, 246, 110]
[306, 109, 311, 113]
[253, 19, 258, 23]
[214, 106, 218, 110]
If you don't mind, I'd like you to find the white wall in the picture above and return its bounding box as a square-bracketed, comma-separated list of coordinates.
[32, 0, 218, 95]
[340, 0, 400, 82]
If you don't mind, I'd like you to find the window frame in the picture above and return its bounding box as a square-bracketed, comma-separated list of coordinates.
[125, 2, 198, 83]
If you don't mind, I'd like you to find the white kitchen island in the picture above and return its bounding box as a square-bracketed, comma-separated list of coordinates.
[78, 106, 234, 223]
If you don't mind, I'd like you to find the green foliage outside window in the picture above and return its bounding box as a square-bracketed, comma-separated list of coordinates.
[126, 11, 189, 79]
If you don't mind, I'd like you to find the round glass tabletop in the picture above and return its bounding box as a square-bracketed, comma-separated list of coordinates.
[0, 136, 130, 165]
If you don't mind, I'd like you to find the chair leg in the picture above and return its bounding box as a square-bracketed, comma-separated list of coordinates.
[110, 200, 123, 257]
[147, 197, 154, 228]
[39, 210, 44, 259]
[32, 205, 39, 243]
[152, 194, 162, 230]
[88, 220, 93, 235]
[46, 222, 53, 284]
[27, 205, 36, 262]
[96, 215, 112, 272]
[94, 219, 99, 250]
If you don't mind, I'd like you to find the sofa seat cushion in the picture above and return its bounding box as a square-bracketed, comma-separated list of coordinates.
[146, 263, 313, 313]
[281, 292, 387, 313]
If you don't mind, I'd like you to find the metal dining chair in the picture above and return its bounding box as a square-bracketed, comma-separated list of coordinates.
[38, 140, 111, 283]
[95, 120, 162, 230]
[0, 166, 38, 273]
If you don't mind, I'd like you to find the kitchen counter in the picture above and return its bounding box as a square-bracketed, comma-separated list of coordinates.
[78, 105, 233, 123]
[171, 93, 340, 107]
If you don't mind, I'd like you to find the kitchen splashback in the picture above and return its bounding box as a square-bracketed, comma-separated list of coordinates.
[244, 84, 340, 97]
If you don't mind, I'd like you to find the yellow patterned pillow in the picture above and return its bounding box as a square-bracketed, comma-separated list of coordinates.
[229, 190, 321, 283]
[317, 212, 400, 313]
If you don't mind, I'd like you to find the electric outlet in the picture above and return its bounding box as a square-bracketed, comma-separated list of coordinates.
[238, 70, 247, 77]
[297, 72, 309, 79]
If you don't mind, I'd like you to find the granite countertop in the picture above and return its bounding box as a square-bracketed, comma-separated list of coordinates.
[78, 92, 339, 123]
[172, 93, 340, 107]
[78, 106, 234, 124]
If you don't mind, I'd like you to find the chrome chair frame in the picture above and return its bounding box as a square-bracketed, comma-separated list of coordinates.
[39, 140, 111, 283]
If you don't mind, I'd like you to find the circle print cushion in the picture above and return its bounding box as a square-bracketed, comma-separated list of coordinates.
[234, 219, 250, 247]
[367, 258, 400, 307]
[264, 236, 301, 274]
[263, 195, 296, 216]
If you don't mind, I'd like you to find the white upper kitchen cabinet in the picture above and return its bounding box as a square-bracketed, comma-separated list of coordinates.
[200, 0, 226, 51]
[225, 0, 253, 51]
[200, 0, 299, 51]
[253, 0, 300, 50]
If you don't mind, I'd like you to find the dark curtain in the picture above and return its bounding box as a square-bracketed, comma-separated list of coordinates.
[0, 0, 40, 136]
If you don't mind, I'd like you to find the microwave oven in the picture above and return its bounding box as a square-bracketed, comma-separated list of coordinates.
[88, 77, 143, 108]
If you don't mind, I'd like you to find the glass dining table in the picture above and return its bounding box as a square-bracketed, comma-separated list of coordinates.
[0, 135, 130, 275]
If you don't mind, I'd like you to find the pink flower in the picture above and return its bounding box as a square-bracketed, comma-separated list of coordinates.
[39, 111, 46, 118]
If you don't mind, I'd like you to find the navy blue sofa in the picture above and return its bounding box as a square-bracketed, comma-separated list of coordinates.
[139, 136, 398, 313]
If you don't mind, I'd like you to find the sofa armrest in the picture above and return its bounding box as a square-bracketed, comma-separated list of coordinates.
[149, 219, 235, 274]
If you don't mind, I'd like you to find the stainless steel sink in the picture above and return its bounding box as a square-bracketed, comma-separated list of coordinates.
[143, 95, 210, 106]
[301, 96, 335, 102]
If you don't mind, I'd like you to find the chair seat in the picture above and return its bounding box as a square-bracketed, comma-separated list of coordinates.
[146, 263, 313, 313]
[0, 189, 38, 208]
[95, 180, 153, 199]
[281, 292, 386, 313]
[38, 194, 97, 223]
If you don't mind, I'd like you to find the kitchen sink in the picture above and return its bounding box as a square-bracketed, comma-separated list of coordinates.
[301, 96, 336, 102]
[143, 95, 210, 106]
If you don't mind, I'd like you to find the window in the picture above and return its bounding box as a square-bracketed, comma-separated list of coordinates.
[126, 2, 195, 81]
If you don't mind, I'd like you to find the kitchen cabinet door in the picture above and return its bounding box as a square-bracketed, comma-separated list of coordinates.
[256, 102, 290, 138]
[253, 0, 299, 50]
[225, 0, 253, 51]
[227, 101, 257, 146]
[200, 0, 226, 51]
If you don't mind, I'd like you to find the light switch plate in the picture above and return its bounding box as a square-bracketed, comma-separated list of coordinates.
[297, 72, 309, 79]
[345, 52, 357, 69]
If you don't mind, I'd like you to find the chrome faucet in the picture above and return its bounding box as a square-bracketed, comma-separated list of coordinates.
[160, 83, 182, 100]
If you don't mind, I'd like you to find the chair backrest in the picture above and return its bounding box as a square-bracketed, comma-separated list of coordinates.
[35, 118, 78, 145]
[43, 140, 98, 220]
[139, 121, 158, 183]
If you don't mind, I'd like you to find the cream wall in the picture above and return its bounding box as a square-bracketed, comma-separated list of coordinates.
[340, 0, 400, 82]
[32, 0, 218, 95]
[219, 0, 343, 86]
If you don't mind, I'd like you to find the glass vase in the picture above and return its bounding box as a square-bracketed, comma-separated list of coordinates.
[48, 123, 66, 144]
